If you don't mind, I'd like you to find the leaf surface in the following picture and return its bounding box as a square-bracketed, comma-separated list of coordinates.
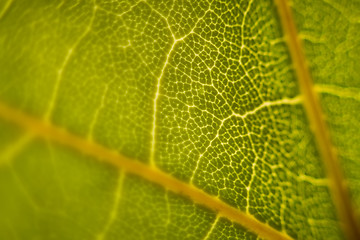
[0, 0, 358, 239]
[291, 0, 360, 216]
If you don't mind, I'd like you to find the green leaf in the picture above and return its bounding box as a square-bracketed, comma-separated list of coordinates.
[0, 0, 358, 239]
[291, 0, 360, 220]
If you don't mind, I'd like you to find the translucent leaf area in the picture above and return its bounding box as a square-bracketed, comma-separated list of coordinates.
[0, 0, 359, 239]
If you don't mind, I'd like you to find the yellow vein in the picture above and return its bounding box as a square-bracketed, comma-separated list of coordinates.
[274, 1, 360, 239]
[96, 170, 125, 240]
[0, 0, 13, 20]
[150, 39, 176, 167]
[0, 133, 32, 166]
[314, 84, 360, 102]
[203, 216, 219, 240]
[88, 84, 109, 141]
[45, 3, 97, 120]
[0, 100, 292, 240]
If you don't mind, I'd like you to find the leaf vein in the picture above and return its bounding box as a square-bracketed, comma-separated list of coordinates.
[274, 0, 360, 239]
[0, 100, 293, 240]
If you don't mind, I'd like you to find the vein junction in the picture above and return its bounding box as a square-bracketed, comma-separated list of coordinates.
[0, 100, 292, 240]
[0, 0, 345, 239]
[275, 0, 360, 239]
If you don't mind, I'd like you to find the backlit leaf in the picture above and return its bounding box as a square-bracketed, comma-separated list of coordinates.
[0, 0, 359, 239]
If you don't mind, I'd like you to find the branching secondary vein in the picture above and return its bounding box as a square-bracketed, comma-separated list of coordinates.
[45, 2, 98, 120]
[0, 100, 293, 240]
[274, 0, 360, 239]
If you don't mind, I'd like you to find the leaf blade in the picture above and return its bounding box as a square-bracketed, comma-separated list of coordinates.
[0, 100, 293, 240]
[274, 0, 360, 239]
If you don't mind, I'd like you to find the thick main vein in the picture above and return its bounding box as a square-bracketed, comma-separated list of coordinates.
[274, 0, 360, 239]
[0, 101, 292, 240]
